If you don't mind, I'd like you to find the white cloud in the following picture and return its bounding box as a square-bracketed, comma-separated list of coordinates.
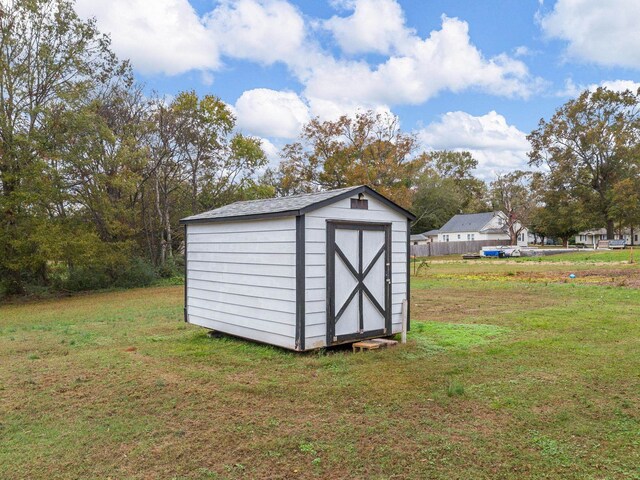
[78, 0, 544, 143]
[205, 0, 306, 65]
[557, 78, 640, 97]
[234, 89, 310, 139]
[514, 45, 533, 57]
[324, 0, 412, 55]
[75, 0, 219, 75]
[259, 138, 281, 165]
[79, 0, 541, 108]
[597, 80, 640, 93]
[200, 71, 215, 86]
[305, 97, 393, 122]
[556, 78, 581, 97]
[305, 15, 542, 108]
[77, 0, 305, 76]
[539, 0, 640, 69]
[418, 111, 532, 179]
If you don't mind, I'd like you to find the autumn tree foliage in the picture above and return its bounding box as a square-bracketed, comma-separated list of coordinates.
[528, 87, 640, 239]
[271, 111, 424, 209]
[490, 171, 537, 245]
[411, 151, 488, 234]
[528, 173, 587, 247]
[0, 0, 268, 295]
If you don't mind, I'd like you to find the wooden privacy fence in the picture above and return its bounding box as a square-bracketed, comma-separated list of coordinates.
[411, 239, 505, 257]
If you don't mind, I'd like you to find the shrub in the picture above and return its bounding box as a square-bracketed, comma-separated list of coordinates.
[114, 257, 157, 288]
[62, 257, 157, 291]
[156, 255, 184, 278]
[64, 266, 112, 291]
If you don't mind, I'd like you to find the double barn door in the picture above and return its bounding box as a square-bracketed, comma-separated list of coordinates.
[326, 221, 391, 345]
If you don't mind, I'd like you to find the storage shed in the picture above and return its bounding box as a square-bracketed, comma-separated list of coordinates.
[180, 185, 415, 351]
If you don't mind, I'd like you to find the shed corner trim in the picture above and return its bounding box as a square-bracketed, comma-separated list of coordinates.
[295, 213, 306, 351]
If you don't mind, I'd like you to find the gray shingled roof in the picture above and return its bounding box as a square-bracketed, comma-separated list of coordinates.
[438, 212, 497, 233]
[181, 185, 415, 223]
[181, 186, 357, 222]
[422, 229, 440, 236]
[410, 234, 426, 241]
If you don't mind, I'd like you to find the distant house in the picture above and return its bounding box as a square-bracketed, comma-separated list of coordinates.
[575, 228, 638, 248]
[422, 229, 440, 242]
[410, 233, 427, 245]
[436, 211, 528, 247]
[411, 229, 440, 245]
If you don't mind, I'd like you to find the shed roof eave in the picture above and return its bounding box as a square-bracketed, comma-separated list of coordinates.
[179, 209, 301, 225]
[180, 185, 416, 224]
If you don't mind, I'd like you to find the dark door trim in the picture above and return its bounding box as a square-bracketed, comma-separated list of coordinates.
[326, 221, 392, 345]
[295, 214, 306, 351]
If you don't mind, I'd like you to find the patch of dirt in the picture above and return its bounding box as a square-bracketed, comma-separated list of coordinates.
[512, 268, 640, 288]
[421, 266, 640, 289]
[412, 286, 555, 323]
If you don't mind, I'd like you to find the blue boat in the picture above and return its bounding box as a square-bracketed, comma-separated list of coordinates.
[481, 247, 503, 257]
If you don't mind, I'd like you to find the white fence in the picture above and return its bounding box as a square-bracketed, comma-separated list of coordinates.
[410, 240, 505, 257]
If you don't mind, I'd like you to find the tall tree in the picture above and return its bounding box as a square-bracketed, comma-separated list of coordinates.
[427, 150, 478, 181]
[528, 87, 640, 239]
[143, 93, 268, 265]
[0, 0, 124, 293]
[411, 150, 488, 233]
[609, 177, 640, 245]
[171, 91, 235, 213]
[529, 174, 587, 247]
[490, 170, 536, 245]
[0, 0, 271, 296]
[273, 111, 424, 208]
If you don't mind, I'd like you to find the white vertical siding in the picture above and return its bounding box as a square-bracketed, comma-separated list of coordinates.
[186, 217, 297, 350]
[304, 194, 408, 349]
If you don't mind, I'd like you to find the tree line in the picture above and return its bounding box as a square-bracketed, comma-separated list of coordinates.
[2, 0, 640, 297]
[0, 0, 269, 295]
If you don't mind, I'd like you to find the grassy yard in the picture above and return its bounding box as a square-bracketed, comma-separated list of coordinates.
[1, 255, 639, 479]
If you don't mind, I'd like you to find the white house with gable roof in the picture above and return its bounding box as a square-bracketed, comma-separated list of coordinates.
[436, 211, 528, 247]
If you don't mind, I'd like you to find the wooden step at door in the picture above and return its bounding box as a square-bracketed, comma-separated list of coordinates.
[352, 338, 398, 352]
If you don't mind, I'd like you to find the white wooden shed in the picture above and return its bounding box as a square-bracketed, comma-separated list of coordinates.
[180, 185, 415, 351]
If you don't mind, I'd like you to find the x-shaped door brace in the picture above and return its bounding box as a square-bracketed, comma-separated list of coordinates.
[334, 243, 386, 324]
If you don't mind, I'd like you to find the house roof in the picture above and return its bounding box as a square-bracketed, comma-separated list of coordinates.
[422, 229, 440, 236]
[438, 212, 498, 233]
[410, 234, 426, 241]
[578, 228, 607, 235]
[180, 185, 416, 224]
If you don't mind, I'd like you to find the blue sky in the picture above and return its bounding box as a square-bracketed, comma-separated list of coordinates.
[75, 0, 640, 178]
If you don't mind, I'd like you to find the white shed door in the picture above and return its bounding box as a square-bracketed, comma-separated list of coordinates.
[326, 222, 391, 345]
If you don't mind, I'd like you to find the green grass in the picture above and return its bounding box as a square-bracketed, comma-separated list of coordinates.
[1, 264, 640, 479]
[416, 248, 636, 265]
[515, 249, 636, 263]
